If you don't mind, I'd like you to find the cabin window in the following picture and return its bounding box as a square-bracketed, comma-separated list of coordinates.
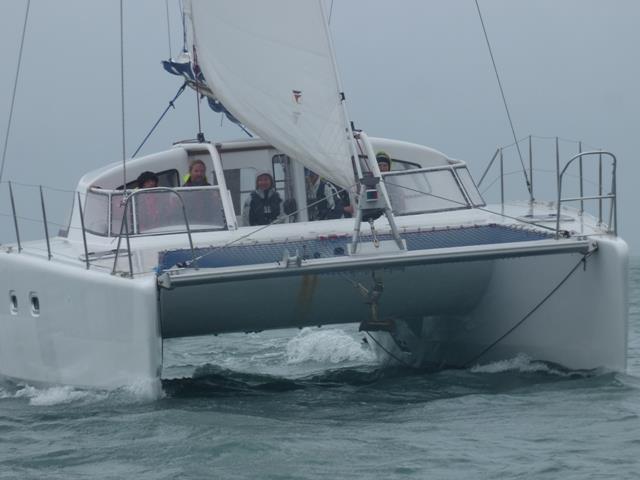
[133, 187, 226, 234]
[9, 291, 18, 315]
[383, 168, 469, 215]
[223, 169, 241, 215]
[84, 190, 110, 236]
[271, 154, 291, 199]
[390, 159, 421, 171]
[456, 167, 485, 207]
[29, 292, 40, 317]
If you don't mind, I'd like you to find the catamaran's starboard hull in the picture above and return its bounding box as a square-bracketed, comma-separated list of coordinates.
[372, 236, 629, 371]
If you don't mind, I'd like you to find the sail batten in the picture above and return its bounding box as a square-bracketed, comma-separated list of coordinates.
[187, 0, 356, 189]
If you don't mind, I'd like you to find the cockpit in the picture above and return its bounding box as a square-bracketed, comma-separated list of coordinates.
[72, 137, 485, 239]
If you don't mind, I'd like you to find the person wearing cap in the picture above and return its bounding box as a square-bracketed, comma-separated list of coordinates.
[305, 169, 343, 221]
[242, 171, 283, 226]
[376, 151, 392, 172]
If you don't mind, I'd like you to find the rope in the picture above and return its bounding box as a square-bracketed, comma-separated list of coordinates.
[131, 82, 187, 158]
[0, 0, 31, 184]
[474, 0, 532, 198]
[119, 0, 127, 190]
[364, 331, 414, 368]
[328, 0, 335, 24]
[463, 250, 593, 367]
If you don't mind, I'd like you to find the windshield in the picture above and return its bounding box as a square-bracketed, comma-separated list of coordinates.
[85, 186, 227, 236]
[382, 168, 476, 215]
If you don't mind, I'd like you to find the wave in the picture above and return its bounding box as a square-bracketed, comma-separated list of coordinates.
[469, 353, 591, 377]
[0, 377, 163, 406]
[285, 327, 377, 365]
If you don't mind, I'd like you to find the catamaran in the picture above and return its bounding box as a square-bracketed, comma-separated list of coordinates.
[0, 1, 627, 388]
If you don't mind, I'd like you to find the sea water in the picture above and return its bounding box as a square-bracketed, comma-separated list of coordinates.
[1, 261, 640, 479]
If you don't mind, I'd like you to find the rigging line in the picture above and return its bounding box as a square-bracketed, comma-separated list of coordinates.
[328, 0, 335, 24]
[463, 251, 593, 368]
[165, 0, 173, 58]
[474, 0, 532, 198]
[180, 0, 188, 52]
[131, 82, 188, 158]
[192, 47, 204, 141]
[0, 0, 31, 184]
[119, 0, 127, 191]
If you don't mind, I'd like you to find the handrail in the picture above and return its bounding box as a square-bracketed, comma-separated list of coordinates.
[556, 151, 617, 238]
[111, 187, 197, 277]
[481, 135, 618, 239]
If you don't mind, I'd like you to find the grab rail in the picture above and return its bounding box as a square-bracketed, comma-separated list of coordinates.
[479, 135, 618, 239]
[556, 151, 617, 238]
[112, 187, 197, 277]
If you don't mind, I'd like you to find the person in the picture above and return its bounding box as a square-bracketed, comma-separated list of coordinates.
[376, 151, 392, 172]
[375, 151, 405, 213]
[135, 171, 164, 231]
[305, 169, 343, 221]
[183, 159, 211, 186]
[137, 171, 159, 189]
[242, 171, 283, 226]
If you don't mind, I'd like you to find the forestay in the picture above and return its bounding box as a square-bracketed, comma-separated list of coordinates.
[187, 0, 357, 189]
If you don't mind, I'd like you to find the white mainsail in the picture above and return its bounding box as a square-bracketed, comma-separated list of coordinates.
[187, 0, 357, 189]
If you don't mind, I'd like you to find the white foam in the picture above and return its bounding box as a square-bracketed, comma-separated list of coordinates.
[470, 353, 565, 375]
[14, 385, 100, 406]
[0, 377, 163, 406]
[120, 378, 165, 402]
[285, 328, 376, 365]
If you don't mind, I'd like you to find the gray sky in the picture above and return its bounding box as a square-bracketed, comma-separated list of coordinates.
[1, 1, 638, 251]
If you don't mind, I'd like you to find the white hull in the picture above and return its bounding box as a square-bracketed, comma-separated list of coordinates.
[375, 236, 628, 371]
[0, 219, 627, 388]
[0, 253, 161, 389]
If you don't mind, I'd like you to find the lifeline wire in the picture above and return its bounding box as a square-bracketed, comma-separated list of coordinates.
[0, 0, 31, 184]
[474, 0, 532, 198]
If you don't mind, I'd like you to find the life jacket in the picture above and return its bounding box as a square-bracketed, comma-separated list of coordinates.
[308, 180, 342, 221]
[248, 188, 282, 225]
[182, 173, 210, 186]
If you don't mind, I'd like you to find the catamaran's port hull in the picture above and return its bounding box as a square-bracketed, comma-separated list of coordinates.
[0, 253, 161, 389]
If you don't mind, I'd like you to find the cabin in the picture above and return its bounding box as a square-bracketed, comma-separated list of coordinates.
[66, 136, 485, 242]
